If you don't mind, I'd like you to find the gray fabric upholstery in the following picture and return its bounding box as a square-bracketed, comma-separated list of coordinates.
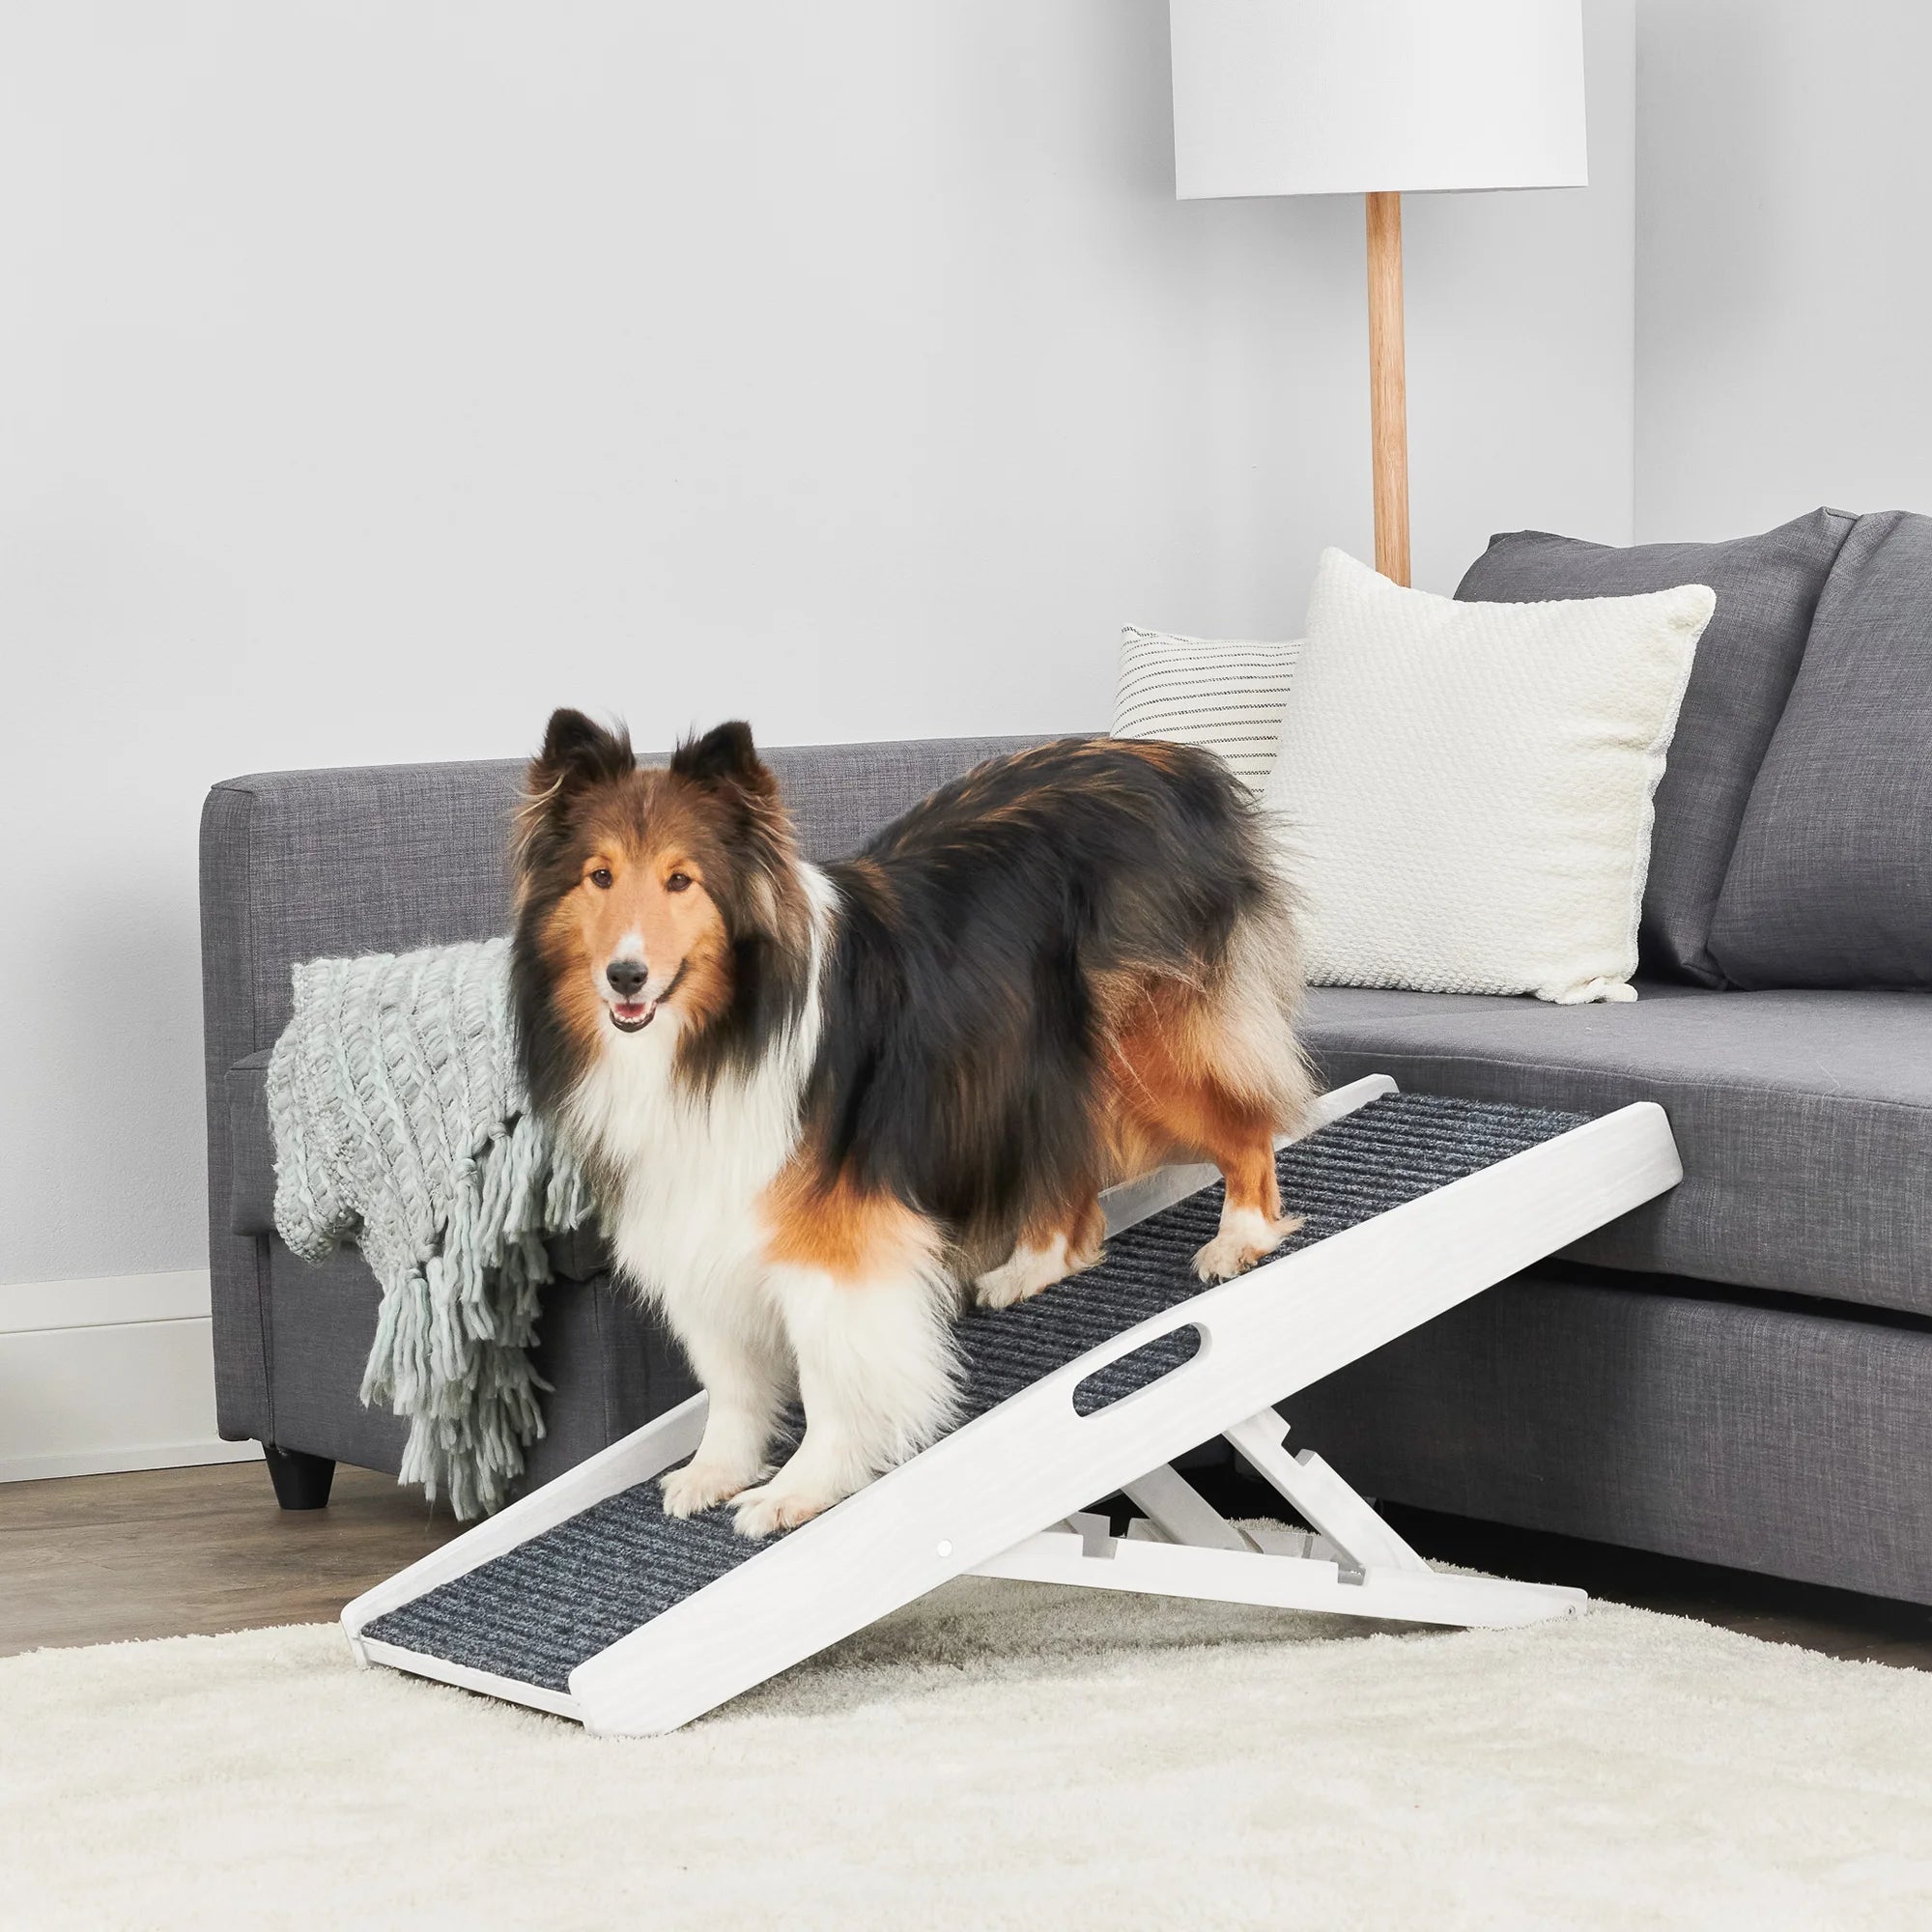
[261, 1242, 693, 1494]
[1711, 511, 1932, 989]
[1301, 982, 1932, 1321]
[225, 1052, 275, 1237]
[201, 734, 1053, 1443]
[1456, 509, 1855, 985]
[201, 788, 272, 1441]
[1283, 1264, 1932, 1606]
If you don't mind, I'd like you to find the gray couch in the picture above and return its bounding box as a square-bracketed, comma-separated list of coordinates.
[200, 508, 1932, 1604]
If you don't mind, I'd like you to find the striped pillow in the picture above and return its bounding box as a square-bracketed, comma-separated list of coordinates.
[1110, 626, 1301, 789]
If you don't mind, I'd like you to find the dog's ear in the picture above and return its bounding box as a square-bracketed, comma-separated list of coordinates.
[534, 708, 635, 793]
[670, 721, 774, 799]
[672, 723, 794, 925]
[514, 709, 634, 889]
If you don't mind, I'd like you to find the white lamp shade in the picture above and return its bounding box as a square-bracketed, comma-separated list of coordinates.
[1171, 0, 1587, 199]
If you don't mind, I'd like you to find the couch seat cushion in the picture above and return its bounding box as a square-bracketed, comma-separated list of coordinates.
[1302, 982, 1932, 1320]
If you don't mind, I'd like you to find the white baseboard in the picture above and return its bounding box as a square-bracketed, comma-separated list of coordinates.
[0, 1268, 264, 1485]
[0, 1435, 264, 1485]
[0, 1267, 216, 1335]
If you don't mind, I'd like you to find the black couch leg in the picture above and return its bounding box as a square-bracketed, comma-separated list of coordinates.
[264, 1444, 336, 1511]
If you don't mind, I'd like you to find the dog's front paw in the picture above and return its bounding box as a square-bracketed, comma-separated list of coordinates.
[661, 1461, 759, 1518]
[1192, 1212, 1303, 1283]
[730, 1482, 835, 1540]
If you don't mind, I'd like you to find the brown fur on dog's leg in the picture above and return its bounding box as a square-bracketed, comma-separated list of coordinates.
[1104, 984, 1305, 1282]
[1192, 1133, 1302, 1283]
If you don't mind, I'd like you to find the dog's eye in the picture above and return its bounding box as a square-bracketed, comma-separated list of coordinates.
[588, 867, 613, 890]
[666, 871, 693, 894]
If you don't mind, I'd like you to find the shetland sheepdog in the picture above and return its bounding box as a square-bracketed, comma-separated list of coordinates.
[512, 711, 1313, 1538]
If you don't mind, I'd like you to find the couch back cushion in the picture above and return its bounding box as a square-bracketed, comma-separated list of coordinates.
[1710, 511, 1932, 987]
[1455, 508, 1855, 984]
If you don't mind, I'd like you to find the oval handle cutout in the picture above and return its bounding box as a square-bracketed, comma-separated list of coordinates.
[1071, 1324, 1204, 1417]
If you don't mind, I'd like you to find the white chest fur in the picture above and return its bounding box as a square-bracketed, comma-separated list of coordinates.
[561, 869, 831, 1323]
[566, 1023, 810, 1313]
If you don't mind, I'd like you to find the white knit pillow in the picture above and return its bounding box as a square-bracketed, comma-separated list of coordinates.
[1112, 625, 1301, 789]
[1264, 549, 1714, 1005]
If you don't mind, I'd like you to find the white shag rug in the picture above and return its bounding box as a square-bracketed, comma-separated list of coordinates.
[5, 1568, 1932, 1932]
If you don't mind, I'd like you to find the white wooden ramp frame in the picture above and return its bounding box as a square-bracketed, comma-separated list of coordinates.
[344, 1078, 1682, 1734]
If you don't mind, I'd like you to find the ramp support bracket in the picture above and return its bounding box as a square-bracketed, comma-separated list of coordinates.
[970, 1412, 1585, 1632]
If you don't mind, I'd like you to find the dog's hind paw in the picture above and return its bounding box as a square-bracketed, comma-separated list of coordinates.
[974, 1228, 1102, 1310]
[976, 1244, 1069, 1309]
[1192, 1212, 1303, 1284]
[660, 1461, 760, 1518]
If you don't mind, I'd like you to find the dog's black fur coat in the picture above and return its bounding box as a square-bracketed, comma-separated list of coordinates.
[808, 738, 1283, 1248]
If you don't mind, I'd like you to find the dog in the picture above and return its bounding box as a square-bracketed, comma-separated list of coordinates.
[512, 711, 1313, 1538]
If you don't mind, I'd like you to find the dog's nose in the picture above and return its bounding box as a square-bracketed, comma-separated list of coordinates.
[606, 958, 648, 998]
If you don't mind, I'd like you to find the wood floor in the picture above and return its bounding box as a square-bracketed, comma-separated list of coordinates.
[0, 1461, 461, 1659]
[4, 1458, 1930, 1670]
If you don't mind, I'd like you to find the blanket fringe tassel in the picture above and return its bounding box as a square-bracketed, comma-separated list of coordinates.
[360, 1116, 595, 1520]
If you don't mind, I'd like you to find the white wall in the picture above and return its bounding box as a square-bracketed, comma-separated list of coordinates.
[0, 4, 1634, 1367]
[1634, 0, 1932, 538]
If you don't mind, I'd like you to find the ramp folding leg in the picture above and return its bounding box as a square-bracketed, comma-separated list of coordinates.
[344, 1077, 1682, 1734]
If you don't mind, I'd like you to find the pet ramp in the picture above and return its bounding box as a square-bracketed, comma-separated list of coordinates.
[343, 1077, 1681, 1735]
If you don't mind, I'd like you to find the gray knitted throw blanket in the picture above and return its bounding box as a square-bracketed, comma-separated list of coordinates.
[268, 936, 593, 1519]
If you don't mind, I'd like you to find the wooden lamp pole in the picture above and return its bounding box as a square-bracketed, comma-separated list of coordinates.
[1168, 5, 1585, 597]
[1365, 190, 1409, 587]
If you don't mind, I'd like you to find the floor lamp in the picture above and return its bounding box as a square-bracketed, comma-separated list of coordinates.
[1169, 1, 1587, 587]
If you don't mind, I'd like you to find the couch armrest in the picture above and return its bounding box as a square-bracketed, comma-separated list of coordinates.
[199, 757, 527, 1443]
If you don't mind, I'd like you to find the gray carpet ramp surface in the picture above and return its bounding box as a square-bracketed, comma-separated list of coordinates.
[363, 1094, 1586, 1692]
